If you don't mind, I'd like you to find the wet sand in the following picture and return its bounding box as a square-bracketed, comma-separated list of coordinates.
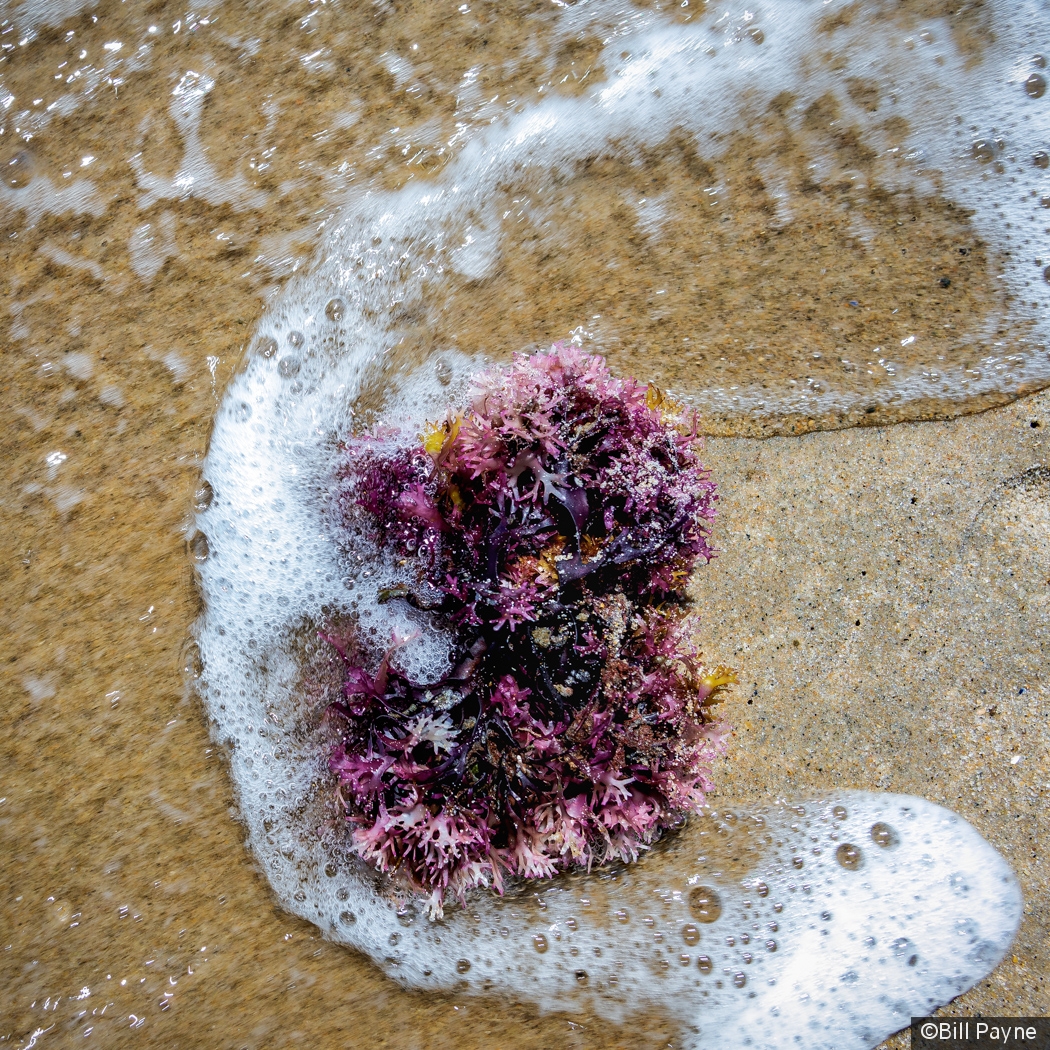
[2, 0, 1048, 1046]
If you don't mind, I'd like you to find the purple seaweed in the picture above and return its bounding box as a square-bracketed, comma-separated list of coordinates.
[325, 346, 734, 917]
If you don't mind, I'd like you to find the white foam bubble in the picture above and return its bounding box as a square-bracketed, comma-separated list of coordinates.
[0, 0, 99, 43]
[199, 0, 1050, 424]
[61, 351, 94, 381]
[39, 242, 105, 283]
[0, 175, 106, 226]
[128, 211, 177, 284]
[196, 1, 1032, 1042]
[131, 70, 268, 212]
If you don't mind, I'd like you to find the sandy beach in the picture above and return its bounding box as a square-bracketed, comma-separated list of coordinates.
[2, 0, 1047, 1045]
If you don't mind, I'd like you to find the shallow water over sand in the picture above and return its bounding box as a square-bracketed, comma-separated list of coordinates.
[2, 1, 1049, 1047]
[4, 0, 1050, 434]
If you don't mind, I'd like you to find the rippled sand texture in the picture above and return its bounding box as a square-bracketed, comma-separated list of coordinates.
[1, 0, 1047, 1047]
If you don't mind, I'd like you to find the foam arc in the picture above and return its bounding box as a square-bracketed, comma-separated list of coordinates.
[207, 0, 1050, 424]
[195, 0, 1032, 1040]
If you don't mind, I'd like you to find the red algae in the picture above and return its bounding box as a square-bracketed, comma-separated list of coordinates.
[324, 347, 734, 916]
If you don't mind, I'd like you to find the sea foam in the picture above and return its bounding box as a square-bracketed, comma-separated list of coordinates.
[196, 0, 1028, 1043]
[203, 0, 1050, 418]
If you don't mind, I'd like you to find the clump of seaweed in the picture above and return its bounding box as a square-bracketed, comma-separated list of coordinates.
[325, 345, 733, 917]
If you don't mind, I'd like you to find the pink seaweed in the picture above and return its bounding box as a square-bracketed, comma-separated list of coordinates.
[325, 346, 734, 917]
